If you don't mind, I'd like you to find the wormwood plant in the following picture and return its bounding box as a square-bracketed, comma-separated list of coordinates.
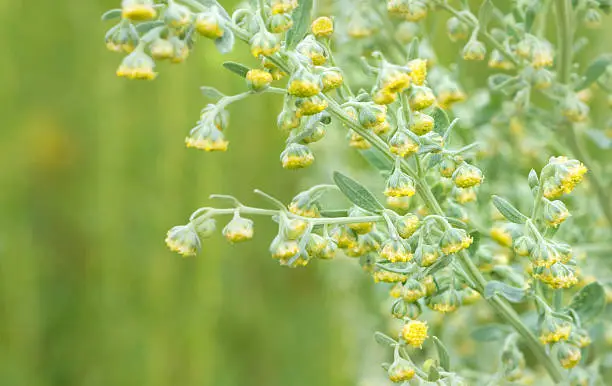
[102, 0, 612, 384]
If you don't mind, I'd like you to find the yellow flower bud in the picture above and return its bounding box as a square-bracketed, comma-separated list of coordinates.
[121, 0, 157, 21]
[246, 69, 273, 91]
[311, 16, 334, 38]
[401, 320, 428, 348]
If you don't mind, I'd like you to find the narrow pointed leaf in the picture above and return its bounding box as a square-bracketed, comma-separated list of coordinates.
[492, 196, 528, 224]
[333, 172, 384, 213]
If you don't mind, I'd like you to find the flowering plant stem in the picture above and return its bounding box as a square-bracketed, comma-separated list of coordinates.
[555, 0, 612, 229]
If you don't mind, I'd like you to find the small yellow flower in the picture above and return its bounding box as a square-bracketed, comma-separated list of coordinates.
[401, 320, 428, 348]
[246, 69, 273, 91]
[557, 343, 581, 369]
[409, 87, 436, 110]
[295, 96, 328, 117]
[271, 0, 298, 14]
[311, 16, 334, 38]
[222, 213, 254, 243]
[281, 143, 315, 169]
[321, 69, 344, 92]
[348, 131, 372, 149]
[389, 130, 419, 157]
[440, 228, 473, 255]
[150, 38, 175, 60]
[394, 213, 419, 239]
[121, 0, 157, 21]
[165, 224, 201, 256]
[270, 235, 300, 260]
[116, 49, 157, 80]
[491, 226, 513, 248]
[462, 39, 486, 61]
[373, 270, 407, 283]
[384, 166, 416, 198]
[288, 73, 321, 97]
[185, 124, 229, 152]
[407, 59, 427, 86]
[409, 111, 434, 136]
[330, 226, 358, 249]
[250, 30, 280, 57]
[372, 88, 397, 105]
[452, 163, 484, 188]
[379, 239, 413, 263]
[539, 318, 571, 344]
[387, 358, 415, 383]
[195, 11, 224, 38]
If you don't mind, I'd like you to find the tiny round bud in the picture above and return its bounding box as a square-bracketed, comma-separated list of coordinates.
[387, 357, 415, 383]
[389, 130, 420, 157]
[246, 69, 273, 91]
[452, 163, 484, 188]
[462, 39, 487, 61]
[150, 38, 175, 60]
[280, 143, 315, 169]
[347, 206, 374, 234]
[379, 238, 413, 263]
[330, 225, 358, 249]
[321, 68, 344, 92]
[440, 228, 473, 255]
[268, 12, 293, 33]
[295, 95, 328, 117]
[165, 223, 201, 256]
[490, 224, 514, 248]
[116, 49, 157, 80]
[250, 30, 281, 57]
[384, 167, 416, 198]
[122, 0, 157, 21]
[222, 213, 254, 243]
[195, 218, 216, 238]
[409, 87, 436, 111]
[195, 11, 225, 38]
[539, 314, 571, 344]
[446, 16, 469, 41]
[427, 290, 461, 313]
[584, 8, 602, 29]
[164, 1, 192, 28]
[407, 59, 427, 86]
[394, 213, 420, 239]
[288, 68, 322, 97]
[543, 199, 570, 227]
[311, 16, 334, 38]
[556, 343, 582, 369]
[270, 235, 300, 260]
[409, 111, 434, 136]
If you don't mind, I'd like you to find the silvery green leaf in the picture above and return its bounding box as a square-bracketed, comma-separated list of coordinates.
[101, 9, 122, 21]
[407, 37, 420, 60]
[214, 28, 235, 54]
[528, 169, 539, 189]
[569, 281, 606, 323]
[431, 107, 450, 136]
[484, 280, 526, 303]
[422, 255, 453, 277]
[586, 129, 612, 149]
[478, 0, 495, 29]
[428, 153, 443, 168]
[446, 217, 467, 229]
[136, 21, 165, 35]
[200, 86, 226, 100]
[433, 337, 451, 371]
[467, 231, 480, 255]
[427, 363, 440, 382]
[333, 172, 384, 213]
[222, 61, 250, 78]
[492, 195, 528, 224]
[374, 332, 397, 347]
[577, 54, 612, 91]
[285, 0, 313, 50]
[471, 324, 512, 341]
[360, 148, 392, 173]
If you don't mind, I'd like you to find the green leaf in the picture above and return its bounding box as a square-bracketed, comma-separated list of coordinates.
[332, 172, 384, 213]
[433, 337, 451, 371]
[467, 231, 480, 255]
[431, 107, 450, 136]
[478, 0, 495, 29]
[586, 129, 612, 149]
[528, 169, 539, 189]
[492, 196, 528, 224]
[427, 364, 440, 382]
[471, 324, 512, 341]
[285, 0, 313, 49]
[222, 61, 250, 78]
[373, 331, 397, 347]
[101, 9, 122, 21]
[200, 86, 226, 100]
[407, 37, 420, 60]
[577, 54, 612, 91]
[214, 29, 235, 54]
[524, 4, 538, 32]
[136, 21, 165, 35]
[359, 148, 392, 173]
[484, 280, 526, 303]
[569, 282, 606, 323]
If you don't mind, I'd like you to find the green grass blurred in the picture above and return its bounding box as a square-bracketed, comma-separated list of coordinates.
[0, 1, 380, 385]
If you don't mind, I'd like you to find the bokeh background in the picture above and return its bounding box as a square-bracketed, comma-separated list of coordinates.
[2, 1, 611, 385]
[0, 1, 386, 385]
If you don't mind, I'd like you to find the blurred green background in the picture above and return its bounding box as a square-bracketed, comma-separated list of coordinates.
[0, 1, 383, 385]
